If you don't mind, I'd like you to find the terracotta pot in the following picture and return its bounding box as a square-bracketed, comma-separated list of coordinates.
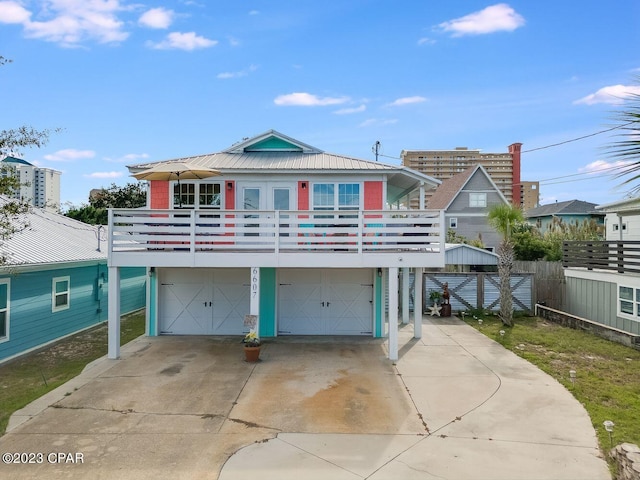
[244, 345, 261, 362]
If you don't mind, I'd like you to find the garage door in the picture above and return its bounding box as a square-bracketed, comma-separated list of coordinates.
[278, 269, 373, 335]
[158, 268, 249, 335]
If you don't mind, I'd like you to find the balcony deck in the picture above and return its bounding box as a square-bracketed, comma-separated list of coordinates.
[563, 240, 640, 275]
[108, 209, 445, 268]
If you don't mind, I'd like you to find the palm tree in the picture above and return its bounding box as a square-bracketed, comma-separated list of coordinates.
[608, 76, 640, 192]
[488, 204, 524, 327]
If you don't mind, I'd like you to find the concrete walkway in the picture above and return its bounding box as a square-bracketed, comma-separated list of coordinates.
[0, 317, 610, 479]
[219, 318, 610, 480]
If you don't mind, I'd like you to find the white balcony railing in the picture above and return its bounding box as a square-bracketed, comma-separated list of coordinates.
[108, 209, 445, 268]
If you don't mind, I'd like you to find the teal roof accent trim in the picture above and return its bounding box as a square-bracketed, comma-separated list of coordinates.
[224, 129, 322, 154]
[1, 156, 33, 166]
[245, 137, 303, 152]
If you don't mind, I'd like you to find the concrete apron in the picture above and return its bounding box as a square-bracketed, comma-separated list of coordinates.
[0, 335, 420, 479]
[219, 319, 611, 480]
[0, 319, 611, 480]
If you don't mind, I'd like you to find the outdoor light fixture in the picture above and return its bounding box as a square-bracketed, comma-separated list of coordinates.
[603, 420, 615, 448]
[227, 182, 233, 190]
[499, 330, 505, 338]
[301, 182, 307, 189]
[569, 370, 576, 385]
[478, 319, 483, 325]
[377, 268, 382, 277]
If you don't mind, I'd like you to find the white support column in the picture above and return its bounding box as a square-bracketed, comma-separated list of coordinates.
[388, 267, 399, 361]
[108, 266, 121, 360]
[414, 267, 423, 339]
[250, 267, 260, 332]
[402, 267, 410, 324]
[419, 182, 426, 210]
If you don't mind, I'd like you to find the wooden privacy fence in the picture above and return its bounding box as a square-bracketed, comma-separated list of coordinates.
[421, 272, 534, 314]
[513, 261, 565, 310]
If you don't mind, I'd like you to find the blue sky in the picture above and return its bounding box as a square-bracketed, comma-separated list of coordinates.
[1, 1, 639, 208]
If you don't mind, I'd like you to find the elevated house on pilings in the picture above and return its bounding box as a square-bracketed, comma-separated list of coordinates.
[107, 130, 446, 360]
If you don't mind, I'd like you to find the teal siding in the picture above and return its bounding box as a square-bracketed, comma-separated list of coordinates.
[148, 269, 157, 336]
[119, 267, 147, 316]
[0, 263, 146, 362]
[259, 268, 276, 337]
[374, 273, 383, 337]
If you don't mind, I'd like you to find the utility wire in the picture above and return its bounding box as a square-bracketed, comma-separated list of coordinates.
[521, 120, 638, 153]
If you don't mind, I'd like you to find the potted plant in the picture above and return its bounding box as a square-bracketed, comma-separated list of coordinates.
[242, 330, 261, 362]
[429, 289, 442, 306]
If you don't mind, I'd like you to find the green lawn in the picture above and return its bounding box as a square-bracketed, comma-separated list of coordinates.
[0, 310, 145, 436]
[462, 313, 640, 454]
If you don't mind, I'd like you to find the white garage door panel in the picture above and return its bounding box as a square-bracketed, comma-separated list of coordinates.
[159, 268, 249, 335]
[278, 269, 373, 336]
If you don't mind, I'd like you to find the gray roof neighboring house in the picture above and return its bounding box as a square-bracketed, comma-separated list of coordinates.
[525, 199, 600, 218]
[427, 164, 508, 210]
[0, 197, 106, 268]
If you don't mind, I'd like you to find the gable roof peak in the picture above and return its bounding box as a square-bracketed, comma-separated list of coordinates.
[224, 129, 323, 154]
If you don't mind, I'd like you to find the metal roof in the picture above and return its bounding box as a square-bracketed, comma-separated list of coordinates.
[0, 199, 106, 267]
[445, 243, 498, 265]
[525, 199, 600, 218]
[127, 130, 441, 204]
[130, 151, 399, 173]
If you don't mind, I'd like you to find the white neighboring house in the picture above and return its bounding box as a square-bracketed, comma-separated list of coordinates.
[0, 156, 61, 213]
[561, 196, 640, 338]
[596, 196, 640, 240]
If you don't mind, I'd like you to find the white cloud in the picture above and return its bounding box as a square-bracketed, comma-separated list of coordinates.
[44, 149, 95, 162]
[84, 171, 123, 179]
[21, 0, 129, 46]
[573, 84, 640, 105]
[274, 92, 350, 107]
[149, 31, 217, 50]
[139, 7, 174, 29]
[334, 105, 366, 115]
[387, 96, 428, 107]
[217, 64, 258, 79]
[0, 1, 31, 24]
[104, 153, 150, 163]
[579, 159, 633, 174]
[439, 3, 525, 37]
[359, 118, 399, 128]
[249, 10, 259, 15]
[417, 37, 435, 46]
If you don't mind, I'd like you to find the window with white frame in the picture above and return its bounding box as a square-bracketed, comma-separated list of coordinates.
[449, 217, 458, 229]
[612, 224, 627, 232]
[52, 276, 70, 312]
[0, 279, 9, 342]
[618, 285, 640, 319]
[173, 182, 222, 209]
[312, 183, 360, 218]
[469, 192, 487, 208]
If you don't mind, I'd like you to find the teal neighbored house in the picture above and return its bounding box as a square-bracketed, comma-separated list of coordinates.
[0, 198, 146, 363]
[524, 199, 604, 231]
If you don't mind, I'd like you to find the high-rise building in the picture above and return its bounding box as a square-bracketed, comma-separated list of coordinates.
[401, 143, 523, 207]
[520, 181, 540, 210]
[1, 156, 61, 212]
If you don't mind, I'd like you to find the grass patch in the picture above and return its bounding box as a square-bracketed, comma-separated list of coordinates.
[462, 312, 640, 454]
[0, 310, 145, 436]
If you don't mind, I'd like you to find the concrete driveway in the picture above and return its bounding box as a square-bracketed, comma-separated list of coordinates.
[0, 318, 611, 479]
